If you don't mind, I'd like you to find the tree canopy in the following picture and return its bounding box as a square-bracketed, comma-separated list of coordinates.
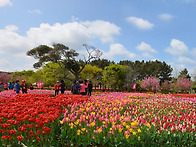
[23, 43, 195, 93]
[102, 63, 126, 90]
[27, 43, 102, 81]
[178, 68, 191, 79]
[118, 60, 173, 84]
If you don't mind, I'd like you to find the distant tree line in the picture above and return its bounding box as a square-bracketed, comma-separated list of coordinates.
[0, 43, 195, 93]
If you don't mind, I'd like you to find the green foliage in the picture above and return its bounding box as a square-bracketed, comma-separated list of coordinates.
[80, 64, 103, 82]
[121, 60, 173, 84]
[33, 70, 44, 83]
[192, 71, 196, 92]
[102, 63, 126, 90]
[90, 58, 113, 69]
[11, 70, 36, 84]
[139, 60, 172, 84]
[178, 68, 191, 79]
[123, 66, 135, 91]
[132, 60, 145, 81]
[118, 60, 134, 68]
[27, 43, 102, 81]
[27, 44, 77, 69]
[42, 62, 73, 87]
[24, 44, 184, 92]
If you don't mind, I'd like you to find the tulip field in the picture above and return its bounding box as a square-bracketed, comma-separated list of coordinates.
[0, 90, 195, 146]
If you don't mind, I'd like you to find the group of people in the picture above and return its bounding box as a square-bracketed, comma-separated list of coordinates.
[0, 80, 31, 94]
[54, 80, 66, 96]
[0, 82, 14, 92]
[1, 79, 93, 97]
[71, 80, 93, 96]
[14, 80, 29, 94]
[54, 79, 93, 97]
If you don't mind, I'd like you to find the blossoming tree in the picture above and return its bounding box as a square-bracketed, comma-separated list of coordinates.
[176, 77, 192, 92]
[141, 77, 161, 92]
[0, 72, 11, 84]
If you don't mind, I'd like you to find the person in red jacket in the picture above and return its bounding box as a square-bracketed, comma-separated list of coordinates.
[54, 81, 60, 96]
[4, 83, 8, 90]
[20, 80, 28, 93]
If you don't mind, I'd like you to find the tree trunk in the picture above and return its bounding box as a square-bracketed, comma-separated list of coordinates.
[74, 72, 80, 81]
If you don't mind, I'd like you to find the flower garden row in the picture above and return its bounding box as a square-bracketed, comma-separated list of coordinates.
[0, 92, 89, 146]
[0, 90, 195, 146]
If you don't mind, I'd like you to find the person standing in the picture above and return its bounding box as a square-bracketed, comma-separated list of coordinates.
[80, 80, 87, 95]
[29, 84, 34, 90]
[71, 80, 80, 95]
[87, 81, 93, 97]
[54, 81, 60, 96]
[4, 83, 8, 90]
[14, 80, 20, 94]
[60, 80, 66, 94]
[20, 80, 28, 93]
[8, 82, 14, 90]
[0, 82, 4, 92]
[84, 80, 88, 95]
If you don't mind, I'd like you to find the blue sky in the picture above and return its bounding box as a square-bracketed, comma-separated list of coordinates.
[0, 0, 196, 77]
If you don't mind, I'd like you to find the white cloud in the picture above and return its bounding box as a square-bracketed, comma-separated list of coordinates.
[0, 0, 12, 7]
[0, 26, 30, 54]
[103, 43, 136, 60]
[28, 9, 42, 14]
[158, 13, 173, 21]
[136, 42, 157, 53]
[5, 25, 18, 32]
[0, 20, 120, 55]
[0, 20, 121, 71]
[0, 56, 35, 72]
[177, 56, 196, 64]
[82, 20, 120, 43]
[165, 39, 189, 56]
[191, 48, 196, 57]
[26, 20, 120, 49]
[126, 17, 154, 30]
[0, 58, 10, 67]
[165, 40, 195, 76]
[26, 22, 91, 50]
[141, 52, 153, 58]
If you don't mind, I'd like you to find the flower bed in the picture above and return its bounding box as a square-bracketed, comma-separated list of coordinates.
[0, 91, 195, 146]
[0, 93, 89, 146]
[60, 94, 196, 146]
[172, 93, 196, 98]
[0, 90, 71, 98]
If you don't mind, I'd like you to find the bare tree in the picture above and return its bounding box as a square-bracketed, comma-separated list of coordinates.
[27, 43, 102, 81]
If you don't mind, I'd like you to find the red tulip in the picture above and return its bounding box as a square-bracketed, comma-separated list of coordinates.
[17, 136, 23, 141]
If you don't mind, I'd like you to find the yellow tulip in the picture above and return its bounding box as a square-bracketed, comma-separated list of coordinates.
[146, 123, 151, 128]
[125, 134, 129, 139]
[131, 121, 137, 126]
[77, 130, 81, 135]
[97, 128, 102, 133]
[118, 128, 123, 133]
[81, 128, 86, 132]
[129, 128, 133, 132]
[137, 129, 142, 133]
[91, 122, 95, 127]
